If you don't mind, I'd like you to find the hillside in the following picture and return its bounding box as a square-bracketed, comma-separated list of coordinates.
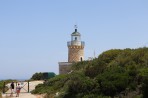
[32, 47, 148, 98]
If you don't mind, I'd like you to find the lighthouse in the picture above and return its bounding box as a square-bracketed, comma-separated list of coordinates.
[59, 25, 85, 74]
[67, 25, 85, 62]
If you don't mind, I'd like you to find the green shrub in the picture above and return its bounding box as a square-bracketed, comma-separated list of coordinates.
[32, 47, 148, 98]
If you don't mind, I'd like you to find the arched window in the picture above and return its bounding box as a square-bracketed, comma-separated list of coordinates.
[80, 57, 83, 61]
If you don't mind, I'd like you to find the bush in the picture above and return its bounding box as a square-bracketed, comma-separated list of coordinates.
[32, 47, 148, 98]
[31, 72, 44, 80]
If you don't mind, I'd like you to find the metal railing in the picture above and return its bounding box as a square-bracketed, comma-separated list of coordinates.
[67, 41, 85, 46]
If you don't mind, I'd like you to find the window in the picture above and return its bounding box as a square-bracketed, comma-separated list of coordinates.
[75, 37, 77, 40]
[80, 57, 83, 61]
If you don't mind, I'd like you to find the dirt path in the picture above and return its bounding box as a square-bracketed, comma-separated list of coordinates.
[2, 81, 44, 98]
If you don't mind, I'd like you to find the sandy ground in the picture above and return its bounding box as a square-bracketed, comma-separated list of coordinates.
[2, 81, 44, 98]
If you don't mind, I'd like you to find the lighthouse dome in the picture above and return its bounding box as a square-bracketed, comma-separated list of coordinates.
[71, 30, 81, 36]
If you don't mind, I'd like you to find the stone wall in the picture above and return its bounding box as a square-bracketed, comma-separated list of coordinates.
[59, 62, 72, 74]
[68, 46, 84, 62]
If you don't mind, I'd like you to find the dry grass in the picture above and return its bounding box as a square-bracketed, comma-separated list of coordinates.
[35, 94, 46, 98]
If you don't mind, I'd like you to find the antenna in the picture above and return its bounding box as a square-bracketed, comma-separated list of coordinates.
[74, 25, 78, 29]
[94, 50, 96, 58]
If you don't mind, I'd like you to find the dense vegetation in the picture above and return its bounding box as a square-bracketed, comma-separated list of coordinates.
[32, 47, 148, 98]
[0, 80, 16, 97]
[31, 72, 44, 80]
[31, 72, 56, 80]
[0, 81, 4, 97]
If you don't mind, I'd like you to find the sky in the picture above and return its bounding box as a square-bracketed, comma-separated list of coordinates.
[0, 0, 148, 79]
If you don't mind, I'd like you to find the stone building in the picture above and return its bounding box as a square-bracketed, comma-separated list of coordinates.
[59, 25, 85, 74]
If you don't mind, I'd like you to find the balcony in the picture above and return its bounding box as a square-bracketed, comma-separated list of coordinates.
[67, 41, 85, 47]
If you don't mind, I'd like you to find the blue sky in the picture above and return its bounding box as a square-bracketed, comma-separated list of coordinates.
[0, 0, 148, 79]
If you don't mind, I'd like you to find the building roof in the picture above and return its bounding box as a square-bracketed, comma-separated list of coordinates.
[71, 29, 81, 36]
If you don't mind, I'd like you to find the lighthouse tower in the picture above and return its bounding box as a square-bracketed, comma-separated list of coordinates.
[59, 25, 85, 74]
[67, 25, 85, 62]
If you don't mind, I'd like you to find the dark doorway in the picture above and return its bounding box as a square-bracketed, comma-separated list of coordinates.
[80, 57, 83, 61]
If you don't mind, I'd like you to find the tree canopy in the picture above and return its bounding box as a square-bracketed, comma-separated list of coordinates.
[32, 47, 148, 98]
